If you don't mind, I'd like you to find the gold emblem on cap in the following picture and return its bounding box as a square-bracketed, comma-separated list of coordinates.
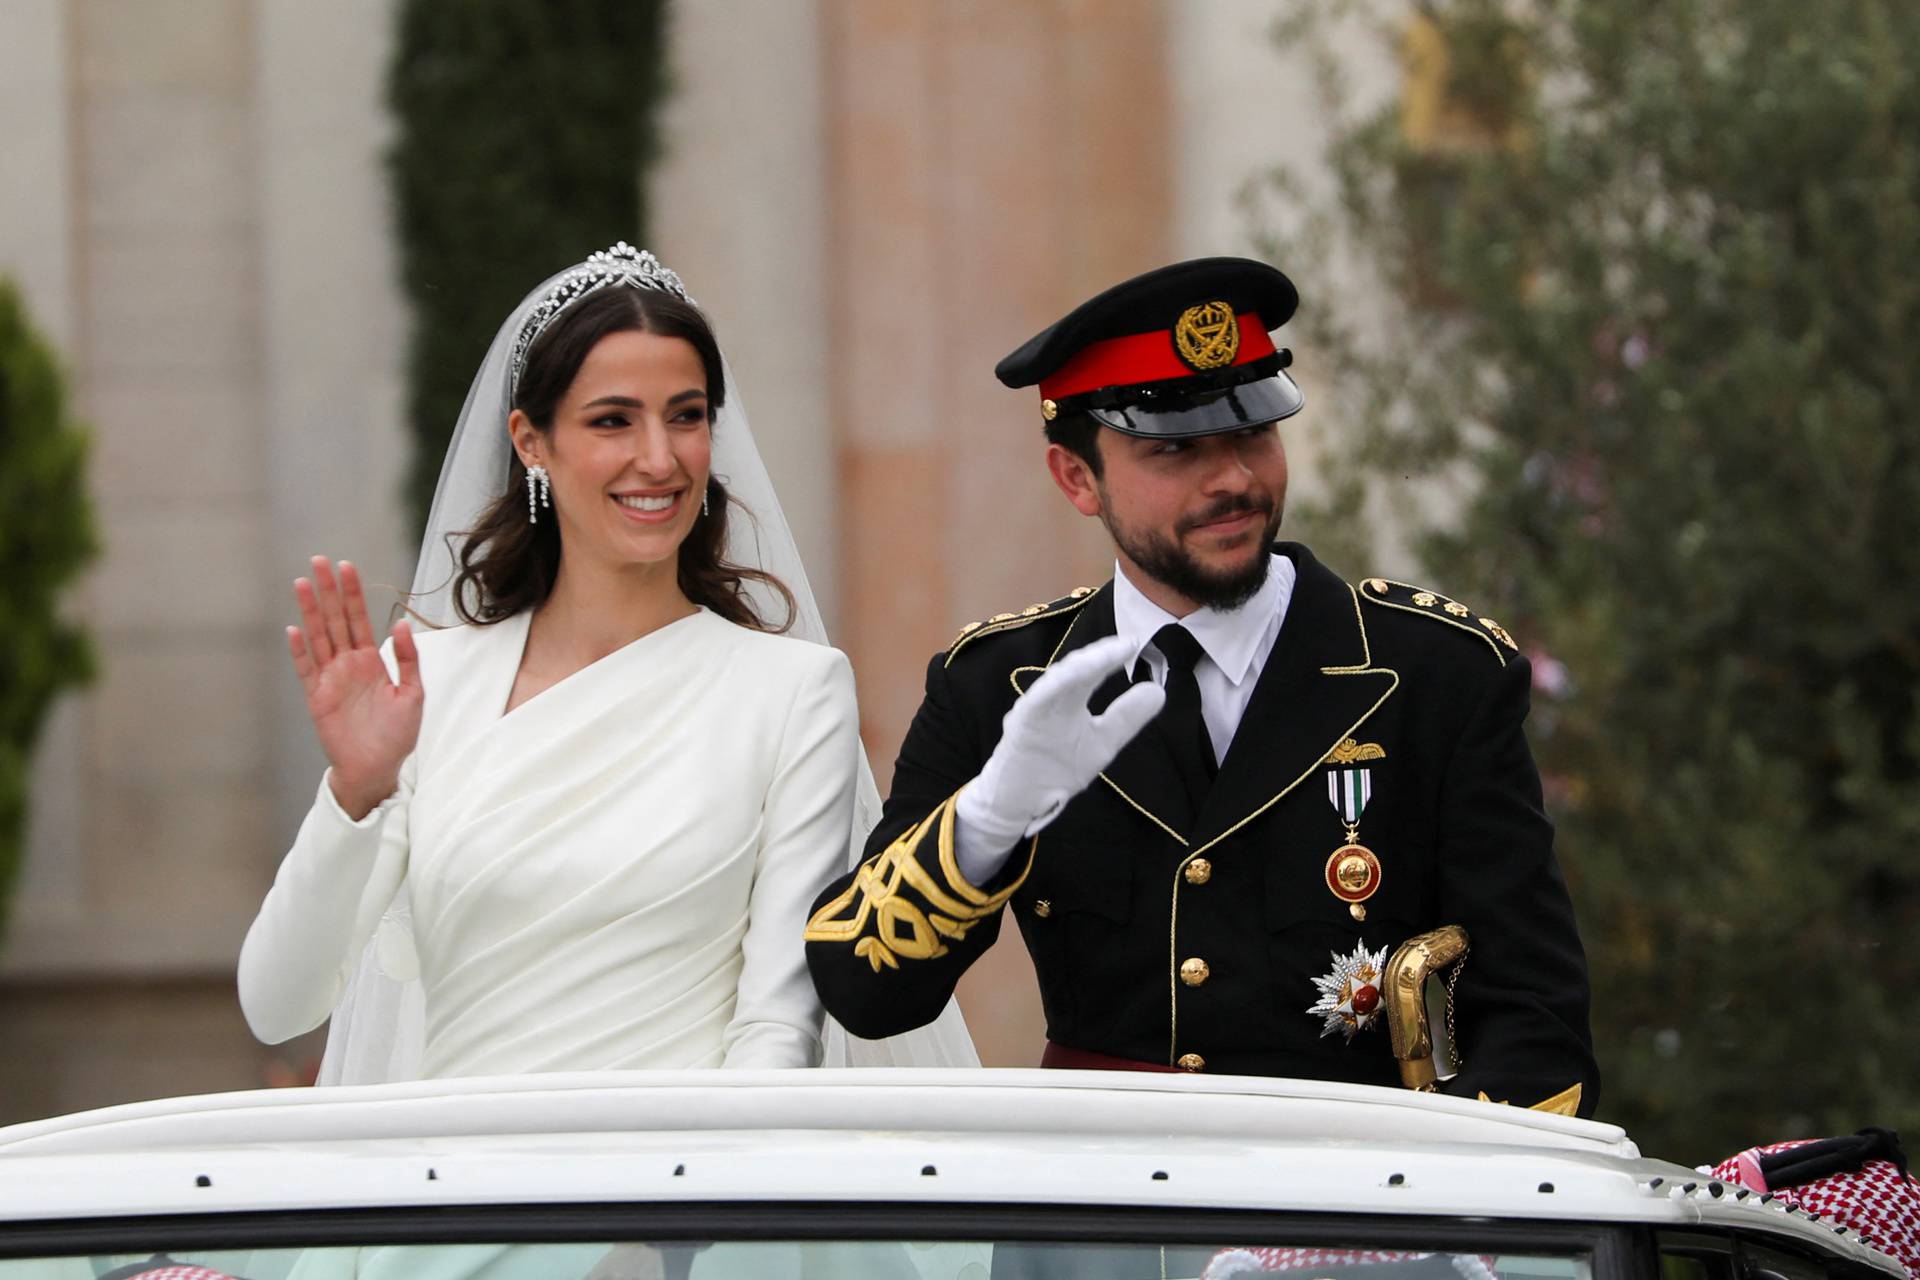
[1041, 398, 1059, 421]
[1173, 300, 1240, 372]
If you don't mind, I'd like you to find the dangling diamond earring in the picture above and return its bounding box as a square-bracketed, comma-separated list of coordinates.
[702, 483, 710, 518]
[526, 465, 552, 523]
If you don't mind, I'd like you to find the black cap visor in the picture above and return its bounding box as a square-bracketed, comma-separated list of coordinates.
[1081, 370, 1305, 440]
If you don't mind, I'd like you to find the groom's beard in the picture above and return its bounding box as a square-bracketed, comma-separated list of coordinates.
[1100, 491, 1281, 612]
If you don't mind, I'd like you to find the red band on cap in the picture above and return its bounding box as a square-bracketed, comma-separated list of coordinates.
[1038, 312, 1275, 402]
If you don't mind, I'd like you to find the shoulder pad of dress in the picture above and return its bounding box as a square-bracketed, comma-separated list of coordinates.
[945, 586, 1098, 665]
[1358, 577, 1519, 665]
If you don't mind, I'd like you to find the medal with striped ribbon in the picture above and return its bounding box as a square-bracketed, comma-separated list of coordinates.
[1323, 740, 1384, 921]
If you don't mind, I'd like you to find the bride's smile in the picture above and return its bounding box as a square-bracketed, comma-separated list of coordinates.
[613, 491, 681, 518]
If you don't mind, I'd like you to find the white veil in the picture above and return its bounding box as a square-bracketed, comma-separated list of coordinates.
[315, 250, 977, 1083]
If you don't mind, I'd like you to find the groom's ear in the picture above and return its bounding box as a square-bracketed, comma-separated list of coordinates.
[507, 409, 543, 468]
[1046, 442, 1103, 517]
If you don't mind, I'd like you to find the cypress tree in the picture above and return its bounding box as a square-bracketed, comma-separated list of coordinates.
[389, 0, 669, 530]
[0, 280, 97, 947]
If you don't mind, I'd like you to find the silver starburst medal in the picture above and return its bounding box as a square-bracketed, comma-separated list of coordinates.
[1307, 940, 1389, 1040]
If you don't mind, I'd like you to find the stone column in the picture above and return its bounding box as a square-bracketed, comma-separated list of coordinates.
[0, 0, 407, 1122]
[26, 0, 273, 977]
[0, 0, 278, 1122]
[256, 0, 411, 840]
[825, 0, 1173, 1066]
[1169, 2, 1405, 563]
[649, 0, 837, 629]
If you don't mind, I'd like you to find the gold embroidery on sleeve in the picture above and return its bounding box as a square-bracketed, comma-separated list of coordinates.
[803, 793, 1036, 972]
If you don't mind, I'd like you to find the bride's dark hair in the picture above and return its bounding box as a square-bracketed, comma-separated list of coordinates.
[448, 287, 796, 632]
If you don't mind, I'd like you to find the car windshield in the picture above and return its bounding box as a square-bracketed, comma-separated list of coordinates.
[0, 1239, 1595, 1280]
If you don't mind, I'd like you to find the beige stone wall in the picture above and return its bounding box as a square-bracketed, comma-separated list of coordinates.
[0, 0, 404, 1124]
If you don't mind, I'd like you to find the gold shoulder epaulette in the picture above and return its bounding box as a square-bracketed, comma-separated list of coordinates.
[945, 586, 1097, 666]
[1359, 577, 1518, 666]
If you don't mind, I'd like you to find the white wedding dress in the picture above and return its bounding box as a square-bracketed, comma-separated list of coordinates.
[238, 608, 859, 1075]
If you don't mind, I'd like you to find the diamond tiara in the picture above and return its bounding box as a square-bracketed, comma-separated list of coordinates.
[509, 242, 693, 395]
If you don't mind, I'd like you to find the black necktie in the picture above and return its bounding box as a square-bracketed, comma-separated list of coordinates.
[1151, 623, 1217, 809]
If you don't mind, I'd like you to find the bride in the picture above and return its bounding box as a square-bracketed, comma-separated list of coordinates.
[238, 243, 972, 1080]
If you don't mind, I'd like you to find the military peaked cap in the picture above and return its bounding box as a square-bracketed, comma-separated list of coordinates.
[995, 257, 1305, 439]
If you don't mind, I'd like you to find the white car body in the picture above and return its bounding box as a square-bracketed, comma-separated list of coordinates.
[0, 1070, 1900, 1280]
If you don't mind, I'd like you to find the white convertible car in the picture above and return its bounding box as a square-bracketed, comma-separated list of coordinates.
[0, 1071, 1900, 1280]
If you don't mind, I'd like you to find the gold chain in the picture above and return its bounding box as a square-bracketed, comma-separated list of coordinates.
[1445, 946, 1470, 1071]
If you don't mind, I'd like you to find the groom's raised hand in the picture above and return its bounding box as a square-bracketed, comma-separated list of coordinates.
[953, 635, 1164, 884]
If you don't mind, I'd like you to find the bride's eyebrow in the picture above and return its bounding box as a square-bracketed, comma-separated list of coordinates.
[578, 390, 706, 410]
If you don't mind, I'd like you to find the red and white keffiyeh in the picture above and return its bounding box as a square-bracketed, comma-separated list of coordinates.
[1204, 1247, 1498, 1280]
[1712, 1136, 1918, 1279]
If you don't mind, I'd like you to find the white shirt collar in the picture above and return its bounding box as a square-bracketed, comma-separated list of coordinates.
[1110, 552, 1296, 687]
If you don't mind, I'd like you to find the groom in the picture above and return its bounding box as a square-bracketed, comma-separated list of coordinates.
[805, 258, 1597, 1115]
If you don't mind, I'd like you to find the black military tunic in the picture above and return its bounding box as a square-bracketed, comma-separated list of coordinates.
[806, 542, 1598, 1115]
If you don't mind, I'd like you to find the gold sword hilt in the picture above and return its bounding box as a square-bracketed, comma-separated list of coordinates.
[1384, 925, 1469, 1091]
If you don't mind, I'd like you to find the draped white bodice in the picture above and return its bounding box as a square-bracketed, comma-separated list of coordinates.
[239, 609, 859, 1076]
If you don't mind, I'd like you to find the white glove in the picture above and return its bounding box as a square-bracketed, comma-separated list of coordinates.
[954, 634, 1166, 884]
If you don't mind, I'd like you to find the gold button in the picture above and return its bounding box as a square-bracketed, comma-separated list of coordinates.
[1179, 957, 1210, 986]
[1033, 899, 1051, 918]
[1176, 1053, 1205, 1072]
[1183, 858, 1212, 885]
[1041, 398, 1059, 421]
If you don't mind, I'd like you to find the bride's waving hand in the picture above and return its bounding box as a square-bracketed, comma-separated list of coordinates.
[287, 557, 423, 821]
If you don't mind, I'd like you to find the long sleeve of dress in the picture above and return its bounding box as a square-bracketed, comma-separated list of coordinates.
[237, 760, 414, 1045]
[721, 649, 860, 1068]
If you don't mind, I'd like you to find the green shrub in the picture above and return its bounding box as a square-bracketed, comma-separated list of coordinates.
[388, 0, 669, 531]
[0, 279, 97, 946]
